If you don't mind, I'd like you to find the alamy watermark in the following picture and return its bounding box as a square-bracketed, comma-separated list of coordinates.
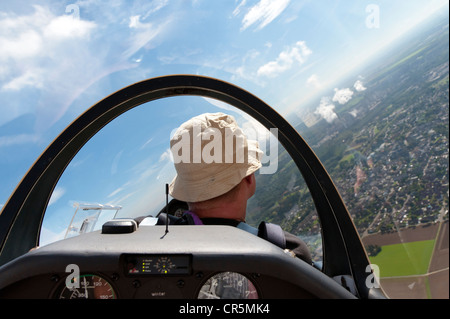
[65, 4, 80, 20]
[65, 263, 80, 288]
[365, 264, 381, 289]
[170, 126, 279, 175]
[366, 4, 380, 29]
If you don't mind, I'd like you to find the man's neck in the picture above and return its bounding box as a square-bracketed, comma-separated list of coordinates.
[192, 203, 246, 222]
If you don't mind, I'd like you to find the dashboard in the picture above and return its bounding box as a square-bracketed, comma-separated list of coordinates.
[0, 225, 356, 299]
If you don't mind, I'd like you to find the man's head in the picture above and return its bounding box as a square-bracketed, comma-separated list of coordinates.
[168, 112, 263, 206]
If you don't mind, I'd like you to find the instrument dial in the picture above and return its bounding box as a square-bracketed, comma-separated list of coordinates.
[198, 272, 258, 299]
[56, 274, 116, 299]
[153, 257, 175, 274]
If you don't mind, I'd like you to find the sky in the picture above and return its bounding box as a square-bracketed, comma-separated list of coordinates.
[0, 0, 448, 245]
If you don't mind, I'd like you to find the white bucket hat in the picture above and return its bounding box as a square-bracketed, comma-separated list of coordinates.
[169, 112, 263, 202]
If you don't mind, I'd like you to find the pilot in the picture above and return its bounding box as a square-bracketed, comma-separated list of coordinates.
[168, 112, 312, 264]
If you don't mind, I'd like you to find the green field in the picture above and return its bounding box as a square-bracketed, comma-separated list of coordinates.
[369, 240, 435, 277]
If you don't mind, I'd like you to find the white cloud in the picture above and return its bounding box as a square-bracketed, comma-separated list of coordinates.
[107, 187, 124, 198]
[0, 29, 43, 61]
[43, 14, 95, 39]
[123, 15, 171, 60]
[0, 134, 40, 147]
[229, 49, 265, 85]
[129, 15, 150, 29]
[0, 6, 95, 63]
[48, 186, 65, 206]
[257, 41, 312, 78]
[354, 80, 367, 92]
[108, 191, 137, 207]
[233, 0, 248, 16]
[332, 87, 354, 104]
[159, 148, 173, 162]
[2, 69, 44, 91]
[314, 97, 338, 123]
[140, 137, 154, 150]
[141, 0, 170, 19]
[111, 150, 124, 175]
[349, 109, 359, 118]
[0, 5, 99, 131]
[239, 0, 291, 31]
[306, 74, 321, 89]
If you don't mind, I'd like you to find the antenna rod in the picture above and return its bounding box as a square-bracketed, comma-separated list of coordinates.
[162, 183, 169, 237]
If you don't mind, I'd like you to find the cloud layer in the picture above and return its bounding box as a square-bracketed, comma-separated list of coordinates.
[0, 3, 172, 133]
[0, 6, 96, 91]
[314, 79, 367, 123]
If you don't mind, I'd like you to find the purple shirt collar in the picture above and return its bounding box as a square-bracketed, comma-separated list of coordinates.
[183, 211, 203, 225]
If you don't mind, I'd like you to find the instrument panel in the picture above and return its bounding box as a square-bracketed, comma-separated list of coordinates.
[48, 254, 265, 299]
[0, 253, 314, 299]
[0, 226, 355, 299]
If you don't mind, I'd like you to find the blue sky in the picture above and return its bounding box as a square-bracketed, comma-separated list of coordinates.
[0, 0, 448, 244]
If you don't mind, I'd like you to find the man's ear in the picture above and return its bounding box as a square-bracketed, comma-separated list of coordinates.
[245, 173, 256, 198]
[244, 173, 254, 184]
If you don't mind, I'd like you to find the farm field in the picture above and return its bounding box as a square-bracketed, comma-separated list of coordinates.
[369, 240, 435, 277]
[363, 221, 448, 298]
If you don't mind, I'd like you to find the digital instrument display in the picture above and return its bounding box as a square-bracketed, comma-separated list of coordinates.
[124, 254, 191, 275]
